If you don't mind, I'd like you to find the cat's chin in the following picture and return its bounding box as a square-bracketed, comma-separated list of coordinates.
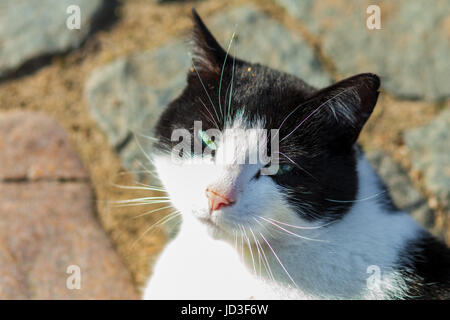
[197, 217, 230, 239]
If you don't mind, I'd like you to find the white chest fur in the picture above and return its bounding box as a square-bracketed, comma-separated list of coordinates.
[142, 217, 304, 299]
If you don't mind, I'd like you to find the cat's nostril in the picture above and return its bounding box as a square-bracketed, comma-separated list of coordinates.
[205, 188, 234, 213]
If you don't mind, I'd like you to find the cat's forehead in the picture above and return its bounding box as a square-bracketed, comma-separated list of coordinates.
[186, 61, 315, 129]
[229, 61, 312, 103]
[212, 114, 269, 166]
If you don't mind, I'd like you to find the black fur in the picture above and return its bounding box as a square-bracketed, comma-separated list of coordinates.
[399, 232, 450, 299]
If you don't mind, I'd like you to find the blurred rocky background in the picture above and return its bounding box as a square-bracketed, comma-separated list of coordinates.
[0, 0, 448, 299]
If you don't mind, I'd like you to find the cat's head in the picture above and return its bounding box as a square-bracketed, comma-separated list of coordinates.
[152, 9, 380, 239]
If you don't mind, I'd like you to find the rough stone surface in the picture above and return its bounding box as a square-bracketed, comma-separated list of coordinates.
[276, 0, 450, 101]
[85, 5, 331, 180]
[86, 41, 190, 180]
[208, 6, 331, 89]
[0, 111, 138, 299]
[0, 0, 104, 78]
[405, 110, 450, 213]
[0, 112, 88, 181]
[366, 150, 435, 229]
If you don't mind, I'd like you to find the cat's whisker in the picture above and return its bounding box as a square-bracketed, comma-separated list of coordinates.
[132, 210, 181, 248]
[251, 230, 275, 281]
[241, 225, 257, 275]
[191, 59, 221, 125]
[111, 200, 172, 208]
[114, 196, 170, 204]
[198, 109, 216, 128]
[237, 224, 244, 261]
[132, 181, 165, 191]
[277, 151, 317, 181]
[249, 227, 263, 278]
[252, 216, 278, 239]
[266, 217, 333, 230]
[130, 130, 159, 142]
[111, 183, 166, 192]
[272, 99, 310, 143]
[134, 161, 159, 178]
[133, 179, 163, 188]
[218, 31, 236, 121]
[116, 169, 154, 176]
[132, 133, 156, 165]
[296, 203, 325, 221]
[198, 97, 220, 129]
[249, 224, 273, 280]
[224, 79, 232, 123]
[240, 225, 244, 261]
[326, 191, 387, 203]
[257, 216, 326, 243]
[259, 232, 298, 289]
[113, 202, 171, 208]
[133, 204, 174, 219]
[227, 38, 237, 125]
[114, 161, 157, 181]
[280, 88, 353, 143]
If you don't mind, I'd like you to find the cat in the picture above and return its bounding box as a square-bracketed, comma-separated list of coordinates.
[142, 9, 450, 299]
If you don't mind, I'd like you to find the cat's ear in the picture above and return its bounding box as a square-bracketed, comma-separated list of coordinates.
[190, 8, 227, 75]
[306, 73, 380, 146]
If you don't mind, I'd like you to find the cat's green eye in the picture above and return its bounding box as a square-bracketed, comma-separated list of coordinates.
[277, 164, 294, 175]
[198, 130, 217, 150]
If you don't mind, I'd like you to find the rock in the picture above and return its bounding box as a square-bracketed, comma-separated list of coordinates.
[276, 0, 450, 101]
[85, 41, 190, 179]
[366, 150, 435, 229]
[0, 111, 88, 181]
[405, 110, 450, 213]
[208, 6, 332, 89]
[0, 0, 105, 78]
[0, 182, 139, 299]
[85, 5, 331, 181]
[0, 111, 138, 299]
[276, 0, 320, 34]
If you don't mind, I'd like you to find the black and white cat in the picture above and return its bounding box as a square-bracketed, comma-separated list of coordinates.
[142, 10, 450, 299]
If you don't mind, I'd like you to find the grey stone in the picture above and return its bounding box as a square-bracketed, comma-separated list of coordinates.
[85, 5, 331, 181]
[276, 0, 320, 33]
[276, 0, 450, 101]
[366, 150, 435, 229]
[0, 0, 104, 77]
[208, 6, 332, 88]
[85, 41, 190, 176]
[405, 109, 450, 212]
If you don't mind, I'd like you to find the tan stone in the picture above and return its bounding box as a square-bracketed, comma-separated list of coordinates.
[0, 111, 138, 299]
[0, 111, 87, 181]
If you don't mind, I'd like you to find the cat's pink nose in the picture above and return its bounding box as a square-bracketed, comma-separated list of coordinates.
[205, 187, 234, 213]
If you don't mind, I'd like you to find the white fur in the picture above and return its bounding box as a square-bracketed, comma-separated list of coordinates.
[143, 118, 422, 300]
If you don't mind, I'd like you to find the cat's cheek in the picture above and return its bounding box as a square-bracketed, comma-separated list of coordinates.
[153, 155, 215, 216]
[247, 179, 313, 231]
